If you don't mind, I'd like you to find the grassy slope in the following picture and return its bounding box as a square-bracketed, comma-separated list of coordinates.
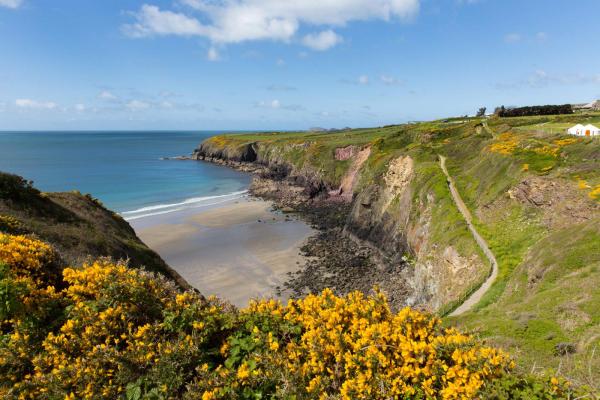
[201, 113, 600, 384]
[0, 172, 191, 290]
[444, 115, 600, 388]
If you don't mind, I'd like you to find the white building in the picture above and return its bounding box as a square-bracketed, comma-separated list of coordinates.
[567, 124, 585, 136]
[583, 124, 600, 136]
[568, 123, 600, 136]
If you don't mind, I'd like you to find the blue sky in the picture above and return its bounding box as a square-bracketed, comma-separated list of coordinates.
[1, 0, 599, 130]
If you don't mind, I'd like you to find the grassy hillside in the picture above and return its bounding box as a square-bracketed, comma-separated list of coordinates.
[196, 112, 600, 387]
[0, 171, 190, 289]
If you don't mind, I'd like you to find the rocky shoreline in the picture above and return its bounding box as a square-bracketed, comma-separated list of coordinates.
[192, 156, 412, 310]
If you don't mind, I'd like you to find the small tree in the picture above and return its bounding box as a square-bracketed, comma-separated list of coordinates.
[476, 107, 487, 117]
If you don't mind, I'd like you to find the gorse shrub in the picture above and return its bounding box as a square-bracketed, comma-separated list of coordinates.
[0, 233, 577, 399]
[0, 215, 26, 235]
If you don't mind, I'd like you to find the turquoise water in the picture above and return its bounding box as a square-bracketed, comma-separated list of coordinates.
[0, 131, 252, 219]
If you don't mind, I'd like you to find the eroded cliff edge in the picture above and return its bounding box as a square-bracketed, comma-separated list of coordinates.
[192, 131, 487, 313]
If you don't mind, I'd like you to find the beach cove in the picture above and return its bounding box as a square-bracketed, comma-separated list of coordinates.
[0, 130, 317, 307]
[130, 196, 314, 307]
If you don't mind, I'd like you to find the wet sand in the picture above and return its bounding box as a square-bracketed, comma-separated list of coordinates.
[130, 198, 313, 307]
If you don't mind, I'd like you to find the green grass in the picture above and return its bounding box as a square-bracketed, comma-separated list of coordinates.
[452, 220, 600, 388]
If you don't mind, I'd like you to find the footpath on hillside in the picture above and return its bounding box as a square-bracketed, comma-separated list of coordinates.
[438, 155, 499, 316]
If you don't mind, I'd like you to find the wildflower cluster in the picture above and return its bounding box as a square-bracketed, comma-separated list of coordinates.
[0, 233, 233, 399]
[488, 132, 520, 155]
[0, 233, 577, 399]
[488, 133, 581, 159]
[589, 184, 600, 200]
[575, 177, 600, 201]
[192, 290, 516, 399]
[0, 215, 26, 235]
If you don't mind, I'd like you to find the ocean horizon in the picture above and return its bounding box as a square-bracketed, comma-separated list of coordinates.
[0, 130, 253, 219]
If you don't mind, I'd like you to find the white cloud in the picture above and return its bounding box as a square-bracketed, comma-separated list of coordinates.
[276, 58, 285, 66]
[207, 46, 220, 61]
[266, 84, 296, 91]
[123, 5, 206, 38]
[504, 33, 521, 43]
[125, 1, 419, 48]
[526, 69, 600, 87]
[256, 99, 280, 108]
[0, 0, 23, 9]
[341, 75, 371, 85]
[15, 99, 58, 110]
[496, 69, 600, 90]
[302, 30, 342, 51]
[126, 100, 151, 111]
[536, 31, 547, 41]
[256, 99, 304, 111]
[380, 74, 402, 85]
[74, 104, 86, 112]
[98, 90, 117, 100]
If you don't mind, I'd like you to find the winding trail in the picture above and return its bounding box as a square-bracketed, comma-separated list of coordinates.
[482, 121, 497, 138]
[438, 155, 499, 316]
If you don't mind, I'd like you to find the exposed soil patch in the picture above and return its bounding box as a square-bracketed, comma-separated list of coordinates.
[333, 146, 371, 201]
[507, 177, 599, 229]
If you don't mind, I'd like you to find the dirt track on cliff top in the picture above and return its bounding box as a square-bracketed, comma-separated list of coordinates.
[439, 155, 499, 316]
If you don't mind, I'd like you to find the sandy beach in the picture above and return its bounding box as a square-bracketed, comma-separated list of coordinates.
[131, 197, 314, 307]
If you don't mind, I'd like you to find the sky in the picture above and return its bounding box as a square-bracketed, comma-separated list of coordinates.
[1, 0, 599, 130]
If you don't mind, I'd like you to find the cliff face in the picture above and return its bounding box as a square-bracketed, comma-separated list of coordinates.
[345, 154, 484, 310]
[192, 117, 599, 320]
[192, 133, 486, 312]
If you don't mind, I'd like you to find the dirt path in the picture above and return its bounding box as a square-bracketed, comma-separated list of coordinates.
[482, 121, 496, 138]
[438, 155, 499, 316]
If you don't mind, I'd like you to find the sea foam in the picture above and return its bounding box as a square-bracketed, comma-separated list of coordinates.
[121, 190, 248, 221]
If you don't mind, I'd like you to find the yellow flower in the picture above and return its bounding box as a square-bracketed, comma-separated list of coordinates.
[201, 390, 216, 400]
[237, 363, 251, 380]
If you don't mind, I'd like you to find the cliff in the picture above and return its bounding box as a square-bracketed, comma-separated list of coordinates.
[0, 171, 191, 290]
[193, 126, 489, 312]
[193, 114, 600, 384]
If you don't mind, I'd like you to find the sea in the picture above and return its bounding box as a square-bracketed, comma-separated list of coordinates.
[0, 131, 252, 220]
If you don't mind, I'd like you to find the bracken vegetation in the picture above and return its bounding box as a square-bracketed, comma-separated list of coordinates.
[0, 232, 581, 399]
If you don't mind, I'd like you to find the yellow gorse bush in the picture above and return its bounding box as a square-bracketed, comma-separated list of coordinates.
[0, 233, 54, 275]
[589, 184, 600, 200]
[199, 290, 512, 399]
[488, 132, 520, 155]
[488, 132, 580, 160]
[0, 233, 574, 399]
[0, 215, 24, 234]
